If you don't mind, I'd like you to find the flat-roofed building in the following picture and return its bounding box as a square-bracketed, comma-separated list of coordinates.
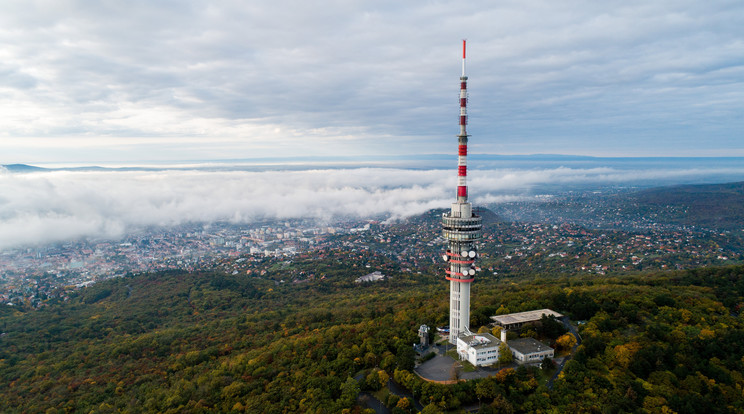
[490, 309, 563, 330]
[456, 333, 501, 367]
[507, 337, 554, 364]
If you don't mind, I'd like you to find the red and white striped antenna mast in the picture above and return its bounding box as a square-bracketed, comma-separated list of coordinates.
[443, 39, 482, 344]
[457, 39, 469, 203]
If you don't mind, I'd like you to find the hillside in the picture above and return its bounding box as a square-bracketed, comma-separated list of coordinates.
[633, 181, 744, 229]
[490, 180, 744, 232]
[2, 260, 744, 413]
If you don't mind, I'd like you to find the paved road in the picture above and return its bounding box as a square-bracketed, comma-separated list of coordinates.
[388, 379, 424, 411]
[415, 351, 514, 383]
[547, 317, 582, 389]
[353, 371, 424, 412]
[414, 353, 459, 382]
[358, 393, 390, 414]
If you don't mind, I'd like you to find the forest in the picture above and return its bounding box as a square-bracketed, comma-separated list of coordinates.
[1, 255, 744, 413]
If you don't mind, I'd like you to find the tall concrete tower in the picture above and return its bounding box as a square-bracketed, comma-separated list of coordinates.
[442, 40, 482, 344]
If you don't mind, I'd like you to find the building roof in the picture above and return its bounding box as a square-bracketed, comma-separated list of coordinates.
[458, 333, 501, 349]
[490, 309, 563, 326]
[507, 337, 553, 355]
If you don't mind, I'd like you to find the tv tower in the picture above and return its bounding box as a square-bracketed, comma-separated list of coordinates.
[442, 40, 482, 344]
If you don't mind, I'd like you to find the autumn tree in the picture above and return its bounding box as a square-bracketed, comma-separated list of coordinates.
[498, 342, 513, 365]
[490, 394, 514, 414]
[338, 377, 360, 409]
[556, 333, 577, 352]
[420, 402, 444, 414]
[541, 356, 554, 371]
[395, 397, 412, 413]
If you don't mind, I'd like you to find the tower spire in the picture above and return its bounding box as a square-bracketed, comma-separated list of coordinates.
[457, 39, 469, 203]
[462, 39, 466, 77]
[443, 40, 482, 344]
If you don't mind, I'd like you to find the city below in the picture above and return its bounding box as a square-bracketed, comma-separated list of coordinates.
[3, 184, 743, 309]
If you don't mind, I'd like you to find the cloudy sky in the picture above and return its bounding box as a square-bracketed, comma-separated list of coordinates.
[0, 0, 742, 165]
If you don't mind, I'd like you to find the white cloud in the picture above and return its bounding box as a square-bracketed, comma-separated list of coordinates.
[2, 165, 743, 249]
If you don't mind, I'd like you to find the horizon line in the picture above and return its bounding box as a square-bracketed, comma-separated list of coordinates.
[5, 153, 744, 169]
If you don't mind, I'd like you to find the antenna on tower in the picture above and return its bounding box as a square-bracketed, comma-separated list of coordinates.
[443, 40, 483, 345]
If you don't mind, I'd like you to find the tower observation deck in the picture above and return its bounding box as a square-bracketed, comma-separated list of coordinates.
[442, 40, 482, 344]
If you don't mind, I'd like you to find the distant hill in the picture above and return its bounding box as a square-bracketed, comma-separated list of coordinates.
[632, 181, 744, 229]
[1, 164, 46, 172]
[408, 207, 502, 226]
[477, 207, 501, 225]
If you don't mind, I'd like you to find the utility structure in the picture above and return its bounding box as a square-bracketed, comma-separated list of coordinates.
[442, 40, 482, 344]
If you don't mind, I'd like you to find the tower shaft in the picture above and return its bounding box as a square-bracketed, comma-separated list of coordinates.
[443, 40, 482, 344]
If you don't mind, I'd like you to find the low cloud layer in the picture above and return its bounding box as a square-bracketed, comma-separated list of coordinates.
[2, 166, 743, 250]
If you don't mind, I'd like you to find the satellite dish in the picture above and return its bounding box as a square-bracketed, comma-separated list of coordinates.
[469, 269, 476, 276]
[442, 254, 449, 261]
[461, 251, 468, 257]
[468, 250, 476, 258]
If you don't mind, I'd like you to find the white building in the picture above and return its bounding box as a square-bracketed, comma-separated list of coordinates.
[507, 338, 554, 364]
[355, 271, 385, 283]
[456, 333, 501, 367]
